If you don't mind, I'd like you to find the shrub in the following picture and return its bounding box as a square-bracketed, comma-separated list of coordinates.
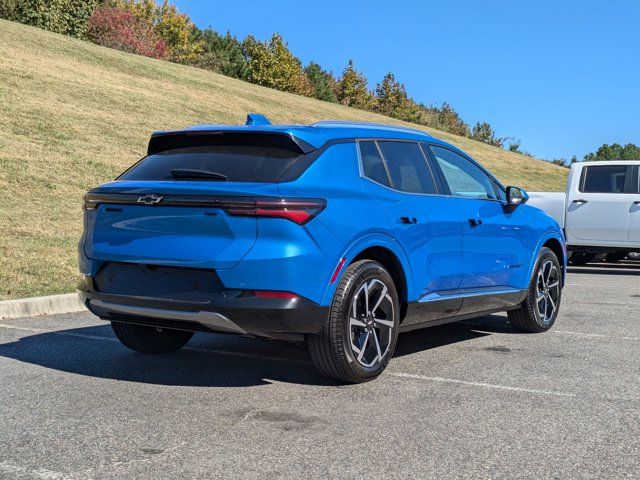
[472, 121, 504, 148]
[86, 6, 167, 59]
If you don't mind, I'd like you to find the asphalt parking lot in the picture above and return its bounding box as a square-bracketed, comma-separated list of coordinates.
[1, 263, 639, 480]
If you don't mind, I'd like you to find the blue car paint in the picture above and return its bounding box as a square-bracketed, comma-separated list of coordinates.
[80, 121, 566, 313]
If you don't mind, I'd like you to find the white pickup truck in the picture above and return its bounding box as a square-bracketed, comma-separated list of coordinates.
[528, 161, 640, 265]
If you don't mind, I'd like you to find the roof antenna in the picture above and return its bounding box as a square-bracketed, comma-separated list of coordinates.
[246, 113, 271, 126]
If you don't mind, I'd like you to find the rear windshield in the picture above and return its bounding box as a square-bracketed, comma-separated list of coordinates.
[119, 145, 303, 183]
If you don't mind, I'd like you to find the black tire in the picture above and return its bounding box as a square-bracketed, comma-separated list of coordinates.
[568, 251, 595, 266]
[308, 260, 400, 383]
[605, 252, 627, 263]
[111, 321, 193, 354]
[508, 247, 562, 333]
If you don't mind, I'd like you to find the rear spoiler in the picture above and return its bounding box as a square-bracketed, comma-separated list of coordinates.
[147, 130, 317, 156]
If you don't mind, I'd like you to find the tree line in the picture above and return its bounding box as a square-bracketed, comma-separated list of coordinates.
[3, 1, 638, 163]
[0, 0, 515, 147]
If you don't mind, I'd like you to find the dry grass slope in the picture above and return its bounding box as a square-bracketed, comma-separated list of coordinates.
[0, 20, 568, 299]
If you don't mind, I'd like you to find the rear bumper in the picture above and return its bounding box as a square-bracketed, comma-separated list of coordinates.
[78, 276, 328, 339]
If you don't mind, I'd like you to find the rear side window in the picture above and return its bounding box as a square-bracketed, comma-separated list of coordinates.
[580, 165, 628, 193]
[119, 145, 302, 183]
[359, 141, 391, 187]
[359, 140, 437, 194]
[377, 142, 438, 194]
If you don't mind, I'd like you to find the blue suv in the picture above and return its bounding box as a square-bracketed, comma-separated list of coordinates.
[79, 115, 566, 383]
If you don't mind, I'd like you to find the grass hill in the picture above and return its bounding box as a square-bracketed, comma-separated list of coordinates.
[0, 20, 568, 299]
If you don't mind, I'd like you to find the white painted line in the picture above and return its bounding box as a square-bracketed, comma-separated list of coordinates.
[553, 330, 639, 341]
[0, 323, 309, 365]
[388, 372, 575, 398]
[0, 461, 69, 480]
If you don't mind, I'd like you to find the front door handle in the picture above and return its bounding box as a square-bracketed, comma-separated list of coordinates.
[573, 199, 588, 204]
[400, 216, 417, 224]
[633, 201, 640, 205]
[468, 218, 483, 227]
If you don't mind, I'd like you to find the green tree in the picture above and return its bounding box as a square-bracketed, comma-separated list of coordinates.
[337, 60, 375, 109]
[8, 0, 98, 38]
[304, 62, 337, 102]
[242, 33, 311, 95]
[374, 72, 419, 122]
[190, 28, 248, 79]
[584, 143, 640, 161]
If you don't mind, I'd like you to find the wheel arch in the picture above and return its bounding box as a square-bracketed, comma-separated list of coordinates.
[351, 246, 409, 320]
[321, 234, 413, 315]
[532, 233, 567, 286]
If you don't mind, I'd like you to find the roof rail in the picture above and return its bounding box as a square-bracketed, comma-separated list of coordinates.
[311, 120, 429, 136]
[246, 113, 271, 126]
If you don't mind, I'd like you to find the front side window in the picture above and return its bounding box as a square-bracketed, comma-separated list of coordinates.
[429, 146, 496, 200]
[580, 165, 628, 193]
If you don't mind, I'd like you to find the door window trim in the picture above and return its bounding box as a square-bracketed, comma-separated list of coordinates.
[356, 139, 443, 197]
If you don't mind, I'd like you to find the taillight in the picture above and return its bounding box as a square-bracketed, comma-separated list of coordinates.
[225, 198, 326, 225]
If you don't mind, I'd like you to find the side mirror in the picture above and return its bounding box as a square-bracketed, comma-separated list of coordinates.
[506, 186, 529, 206]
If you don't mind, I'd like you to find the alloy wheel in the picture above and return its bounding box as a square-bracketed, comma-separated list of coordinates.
[348, 279, 395, 368]
[535, 260, 561, 323]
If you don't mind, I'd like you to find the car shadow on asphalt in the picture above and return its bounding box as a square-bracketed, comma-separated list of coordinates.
[0, 314, 514, 387]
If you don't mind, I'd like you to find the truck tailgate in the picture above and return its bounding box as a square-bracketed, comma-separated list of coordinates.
[528, 192, 566, 228]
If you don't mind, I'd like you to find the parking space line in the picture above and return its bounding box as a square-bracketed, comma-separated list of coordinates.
[0, 323, 310, 365]
[0, 461, 69, 480]
[553, 330, 639, 341]
[388, 372, 576, 397]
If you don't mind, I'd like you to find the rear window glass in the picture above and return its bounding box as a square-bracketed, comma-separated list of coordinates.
[119, 145, 302, 183]
[581, 165, 628, 193]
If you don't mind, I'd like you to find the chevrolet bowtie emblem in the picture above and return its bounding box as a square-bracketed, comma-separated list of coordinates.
[137, 194, 163, 205]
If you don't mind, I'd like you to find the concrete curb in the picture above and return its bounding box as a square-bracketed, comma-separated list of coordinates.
[0, 293, 86, 320]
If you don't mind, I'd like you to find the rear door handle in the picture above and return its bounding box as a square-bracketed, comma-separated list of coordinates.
[633, 201, 640, 205]
[468, 218, 483, 227]
[572, 199, 588, 204]
[400, 216, 417, 224]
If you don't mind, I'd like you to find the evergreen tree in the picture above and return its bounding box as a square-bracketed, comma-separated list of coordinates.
[337, 60, 374, 109]
[191, 28, 248, 79]
[374, 72, 419, 122]
[304, 62, 337, 102]
[242, 33, 311, 95]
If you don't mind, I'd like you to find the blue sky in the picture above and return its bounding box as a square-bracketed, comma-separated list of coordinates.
[173, 0, 640, 161]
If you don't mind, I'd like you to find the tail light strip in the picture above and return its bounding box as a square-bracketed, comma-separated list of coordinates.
[83, 193, 326, 225]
